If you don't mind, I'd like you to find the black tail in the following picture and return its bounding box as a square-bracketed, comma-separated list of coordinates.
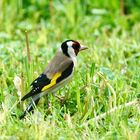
[21, 89, 36, 101]
[20, 97, 40, 119]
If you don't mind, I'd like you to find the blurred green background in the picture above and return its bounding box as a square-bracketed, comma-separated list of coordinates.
[1, 0, 140, 40]
[0, 0, 140, 139]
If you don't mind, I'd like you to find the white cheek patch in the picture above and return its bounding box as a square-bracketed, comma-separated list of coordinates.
[66, 41, 73, 47]
[68, 47, 75, 57]
[66, 41, 77, 66]
[68, 47, 77, 66]
[67, 41, 75, 57]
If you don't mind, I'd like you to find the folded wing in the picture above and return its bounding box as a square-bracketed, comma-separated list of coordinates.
[21, 59, 74, 101]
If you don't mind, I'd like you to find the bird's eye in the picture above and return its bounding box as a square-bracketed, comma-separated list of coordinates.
[72, 42, 80, 55]
[72, 42, 80, 50]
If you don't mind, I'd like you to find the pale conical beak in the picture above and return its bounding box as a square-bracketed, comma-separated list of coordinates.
[79, 45, 88, 51]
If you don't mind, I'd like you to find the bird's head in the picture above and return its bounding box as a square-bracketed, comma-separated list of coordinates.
[61, 40, 88, 57]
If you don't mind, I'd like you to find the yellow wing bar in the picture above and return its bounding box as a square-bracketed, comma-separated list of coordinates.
[41, 72, 61, 92]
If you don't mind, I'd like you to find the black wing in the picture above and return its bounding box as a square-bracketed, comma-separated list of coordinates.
[21, 62, 74, 101]
[56, 62, 74, 83]
[21, 74, 51, 101]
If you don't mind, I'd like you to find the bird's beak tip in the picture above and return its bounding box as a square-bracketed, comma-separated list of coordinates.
[80, 45, 88, 51]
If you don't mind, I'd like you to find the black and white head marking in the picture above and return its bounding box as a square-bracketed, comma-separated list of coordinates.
[61, 40, 80, 57]
[61, 40, 70, 57]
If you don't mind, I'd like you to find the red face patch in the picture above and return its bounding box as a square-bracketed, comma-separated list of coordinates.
[72, 41, 80, 55]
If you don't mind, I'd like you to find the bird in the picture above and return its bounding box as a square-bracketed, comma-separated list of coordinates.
[20, 40, 88, 119]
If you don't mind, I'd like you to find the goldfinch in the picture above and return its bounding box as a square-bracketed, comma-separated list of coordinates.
[20, 40, 87, 118]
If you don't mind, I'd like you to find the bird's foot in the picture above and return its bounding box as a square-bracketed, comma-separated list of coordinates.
[54, 95, 67, 106]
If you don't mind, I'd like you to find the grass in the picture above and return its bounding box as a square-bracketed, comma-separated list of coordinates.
[0, 0, 140, 139]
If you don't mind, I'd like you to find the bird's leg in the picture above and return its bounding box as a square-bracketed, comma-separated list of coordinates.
[44, 94, 52, 109]
[43, 94, 52, 118]
[53, 93, 67, 106]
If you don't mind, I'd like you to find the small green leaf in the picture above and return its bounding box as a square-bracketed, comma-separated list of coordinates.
[100, 67, 114, 80]
[90, 62, 95, 77]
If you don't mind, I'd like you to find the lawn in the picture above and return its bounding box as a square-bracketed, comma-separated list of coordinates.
[0, 0, 140, 139]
